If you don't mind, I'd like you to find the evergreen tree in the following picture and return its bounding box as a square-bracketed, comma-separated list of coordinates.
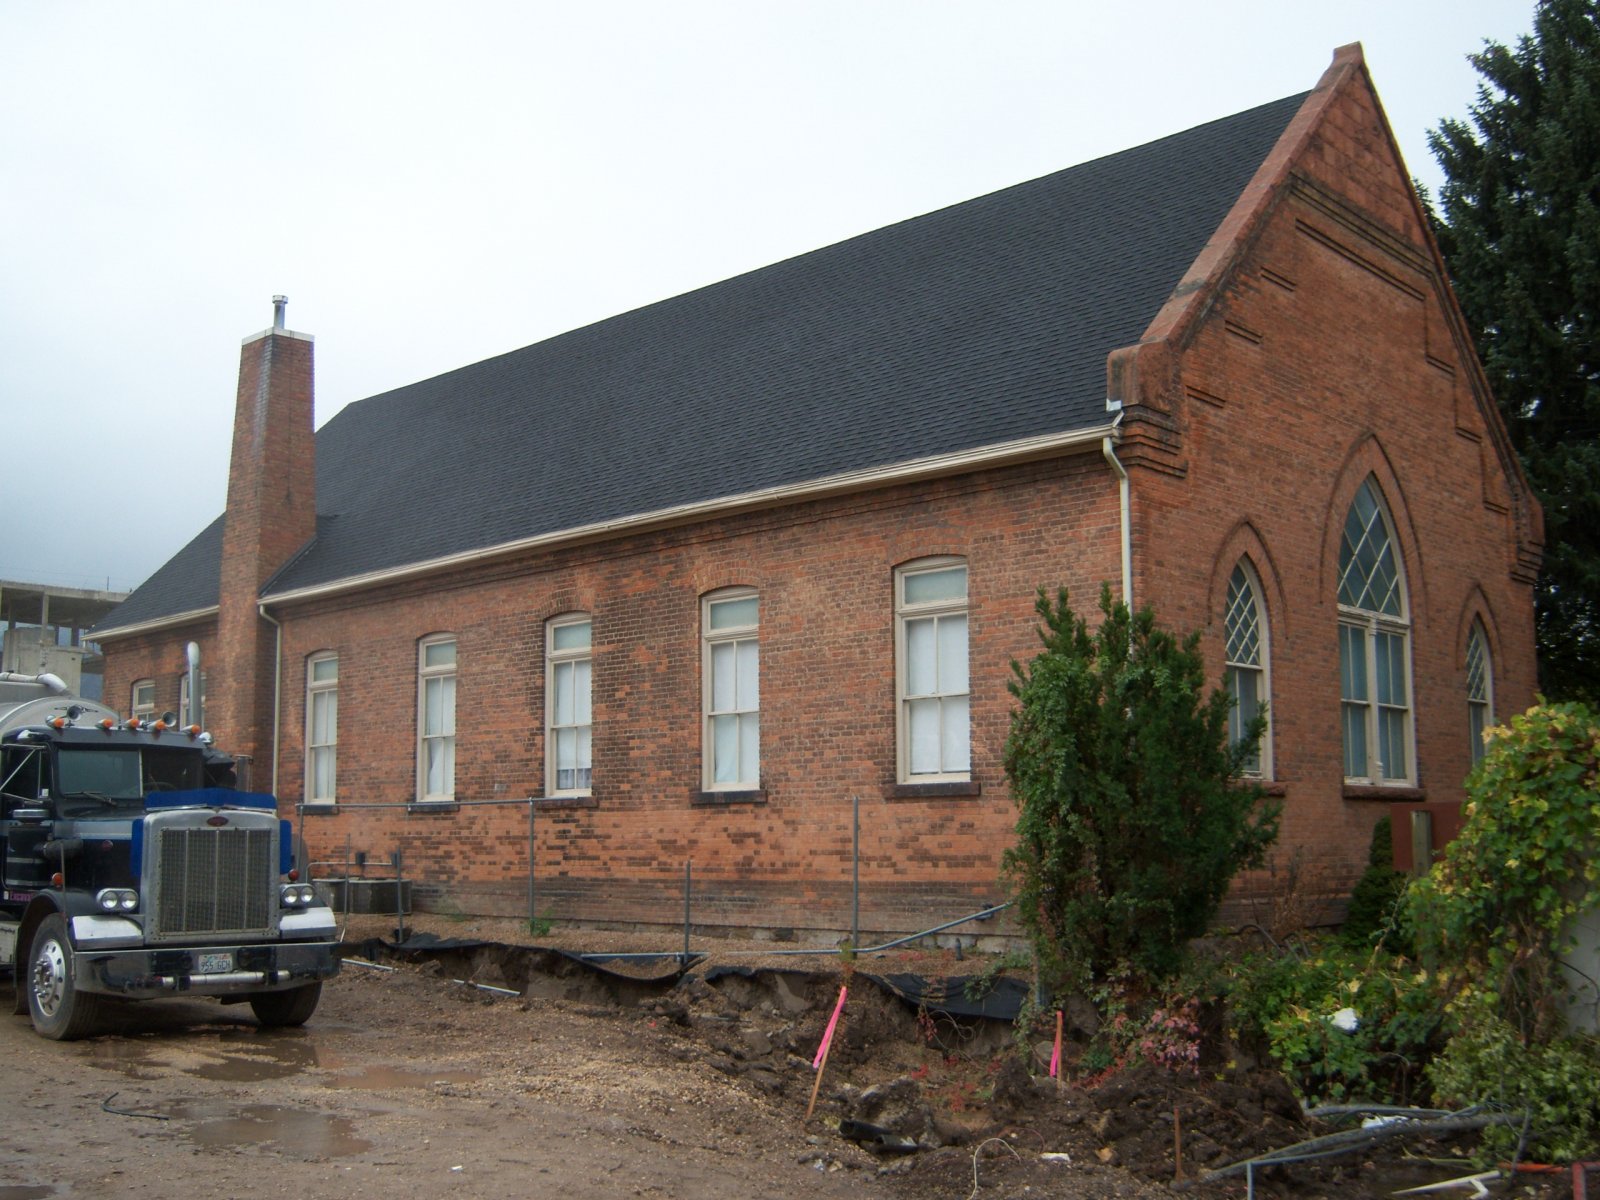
[1429, 0, 1600, 702]
[1002, 586, 1279, 993]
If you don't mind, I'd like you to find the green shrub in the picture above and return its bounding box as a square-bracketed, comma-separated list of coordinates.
[1226, 940, 1442, 1104]
[1407, 701, 1600, 1040]
[1342, 817, 1409, 950]
[1429, 992, 1600, 1163]
[1405, 701, 1600, 1157]
[1002, 586, 1279, 996]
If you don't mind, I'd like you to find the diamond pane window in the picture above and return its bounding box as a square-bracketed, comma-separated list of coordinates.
[1467, 622, 1493, 765]
[1337, 479, 1413, 783]
[1223, 562, 1269, 776]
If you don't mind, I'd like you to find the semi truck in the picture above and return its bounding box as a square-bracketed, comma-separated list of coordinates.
[0, 672, 338, 1039]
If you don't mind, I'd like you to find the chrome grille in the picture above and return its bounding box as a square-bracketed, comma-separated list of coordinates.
[149, 819, 277, 941]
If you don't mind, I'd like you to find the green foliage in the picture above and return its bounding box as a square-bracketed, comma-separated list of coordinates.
[1406, 702, 1600, 1041]
[1001, 585, 1280, 995]
[1429, 0, 1600, 702]
[1342, 817, 1409, 949]
[1225, 941, 1443, 1105]
[1430, 991, 1600, 1162]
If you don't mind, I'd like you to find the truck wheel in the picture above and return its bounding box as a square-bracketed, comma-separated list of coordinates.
[28, 914, 104, 1040]
[248, 983, 322, 1027]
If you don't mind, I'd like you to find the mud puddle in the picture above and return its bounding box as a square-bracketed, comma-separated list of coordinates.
[168, 1102, 374, 1158]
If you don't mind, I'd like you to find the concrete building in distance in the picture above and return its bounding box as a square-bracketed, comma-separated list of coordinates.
[2, 580, 129, 701]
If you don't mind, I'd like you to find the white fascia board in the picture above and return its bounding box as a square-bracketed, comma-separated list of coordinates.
[92, 606, 219, 642]
[262, 423, 1122, 609]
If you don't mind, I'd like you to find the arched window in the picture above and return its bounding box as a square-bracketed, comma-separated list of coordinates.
[1224, 560, 1270, 777]
[417, 634, 457, 803]
[702, 589, 759, 790]
[1466, 621, 1494, 765]
[546, 614, 592, 796]
[1337, 479, 1413, 783]
[305, 652, 337, 804]
[895, 557, 969, 781]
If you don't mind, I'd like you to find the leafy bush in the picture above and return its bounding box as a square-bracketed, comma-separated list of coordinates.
[1406, 701, 1600, 1157]
[1002, 586, 1279, 995]
[1430, 991, 1600, 1163]
[1226, 940, 1442, 1104]
[1407, 701, 1600, 1040]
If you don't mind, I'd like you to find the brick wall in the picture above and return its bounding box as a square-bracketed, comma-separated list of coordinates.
[1114, 53, 1540, 920]
[273, 457, 1122, 937]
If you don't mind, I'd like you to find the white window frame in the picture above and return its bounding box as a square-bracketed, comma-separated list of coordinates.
[305, 652, 338, 805]
[1337, 481, 1415, 785]
[417, 635, 457, 803]
[1223, 560, 1272, 778]
[546, 614, 592, 797]
[702, 589, 760, 790]
[179, 671, 206, 729]
[131, 679, 155, 722]
[895, 558, 970, 783]
[1466, 621, 1494, 766]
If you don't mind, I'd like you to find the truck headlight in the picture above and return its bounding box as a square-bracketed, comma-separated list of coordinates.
[96, 888, 139, 913]
[279, 883, 317, 907]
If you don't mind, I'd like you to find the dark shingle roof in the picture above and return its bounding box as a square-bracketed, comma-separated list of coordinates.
[99, 91, 1305, 631]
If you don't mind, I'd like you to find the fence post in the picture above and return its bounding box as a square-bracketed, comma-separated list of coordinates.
[851, 794, 860, 949]
[682, 860, 692, 968]
[527, 799, 537, 928]
[394, 847, 405, 943]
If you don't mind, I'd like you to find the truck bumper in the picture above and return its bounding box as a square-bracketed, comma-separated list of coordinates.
[74, 940, 340, 999]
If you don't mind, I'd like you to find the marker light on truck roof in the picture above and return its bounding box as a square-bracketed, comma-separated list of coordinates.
[99, 718, 116, 731]
[125, 717, 143, 730]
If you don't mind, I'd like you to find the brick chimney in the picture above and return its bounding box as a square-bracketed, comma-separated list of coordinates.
[215, 296, 316, 770]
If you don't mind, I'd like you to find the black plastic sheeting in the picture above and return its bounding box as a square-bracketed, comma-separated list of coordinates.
[340, 932, 699, 984]
[341, 935, 1028, 1018]
[860, 972, 1029, 1021]
[703, 963, 1028, 1021]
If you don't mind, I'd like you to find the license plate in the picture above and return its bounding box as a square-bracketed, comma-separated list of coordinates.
[197, 952, 233, 974]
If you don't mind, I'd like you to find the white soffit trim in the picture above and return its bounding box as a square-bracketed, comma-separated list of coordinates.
[93, 605, 219, 642]
[263, 422, 1122, 608]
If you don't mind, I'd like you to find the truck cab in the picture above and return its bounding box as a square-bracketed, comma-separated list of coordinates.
[1, 673, 338, 1039]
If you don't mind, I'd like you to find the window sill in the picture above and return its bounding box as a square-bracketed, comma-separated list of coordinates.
[693, 789, 767, 807]
[407, 801, 460, 814]
[298, 801, 339, 815]
[884, 780, 981, 801]
[1342, 784, 1426, 802]
[536, 794, 598, 810]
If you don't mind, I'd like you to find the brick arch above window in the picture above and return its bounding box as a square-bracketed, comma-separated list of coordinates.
[1318, 434, 1430, 624]
[1206, 520, 1289, 642]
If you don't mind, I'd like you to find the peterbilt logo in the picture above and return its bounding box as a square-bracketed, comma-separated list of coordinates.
[205, 815, 229, 827]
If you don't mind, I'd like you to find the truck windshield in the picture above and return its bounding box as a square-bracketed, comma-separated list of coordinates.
[56, 746, 206, 808]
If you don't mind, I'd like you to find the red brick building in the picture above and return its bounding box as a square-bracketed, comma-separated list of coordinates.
[96, 46, 1540, 938]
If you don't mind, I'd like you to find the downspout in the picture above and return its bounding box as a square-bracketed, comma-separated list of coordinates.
[258, 603, 283, 797]
[1101, 415, 1132, 610]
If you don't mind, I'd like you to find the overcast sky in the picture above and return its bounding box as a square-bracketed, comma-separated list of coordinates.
[0, 1, 1535, 597]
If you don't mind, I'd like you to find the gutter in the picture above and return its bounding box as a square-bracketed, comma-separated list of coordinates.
[93, 605, 220, 643]
[1101, 416, 1132, 609]
[260, 421, 1121, 608]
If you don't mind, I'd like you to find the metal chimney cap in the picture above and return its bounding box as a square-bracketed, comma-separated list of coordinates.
[272, 295, 288, 329]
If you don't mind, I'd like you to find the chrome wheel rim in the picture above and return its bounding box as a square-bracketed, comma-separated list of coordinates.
[32, 938, 67, 1018]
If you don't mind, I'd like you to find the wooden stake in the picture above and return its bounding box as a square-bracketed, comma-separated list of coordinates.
[1053, 1009, 1064, 1091]
[805, 986, 848, 1121]
[1173, 1104, 1187, 1183]
[805, 1040, 833, 1121]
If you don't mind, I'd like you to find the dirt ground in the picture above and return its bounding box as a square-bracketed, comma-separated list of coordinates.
[0, 915, 1573, 1199]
